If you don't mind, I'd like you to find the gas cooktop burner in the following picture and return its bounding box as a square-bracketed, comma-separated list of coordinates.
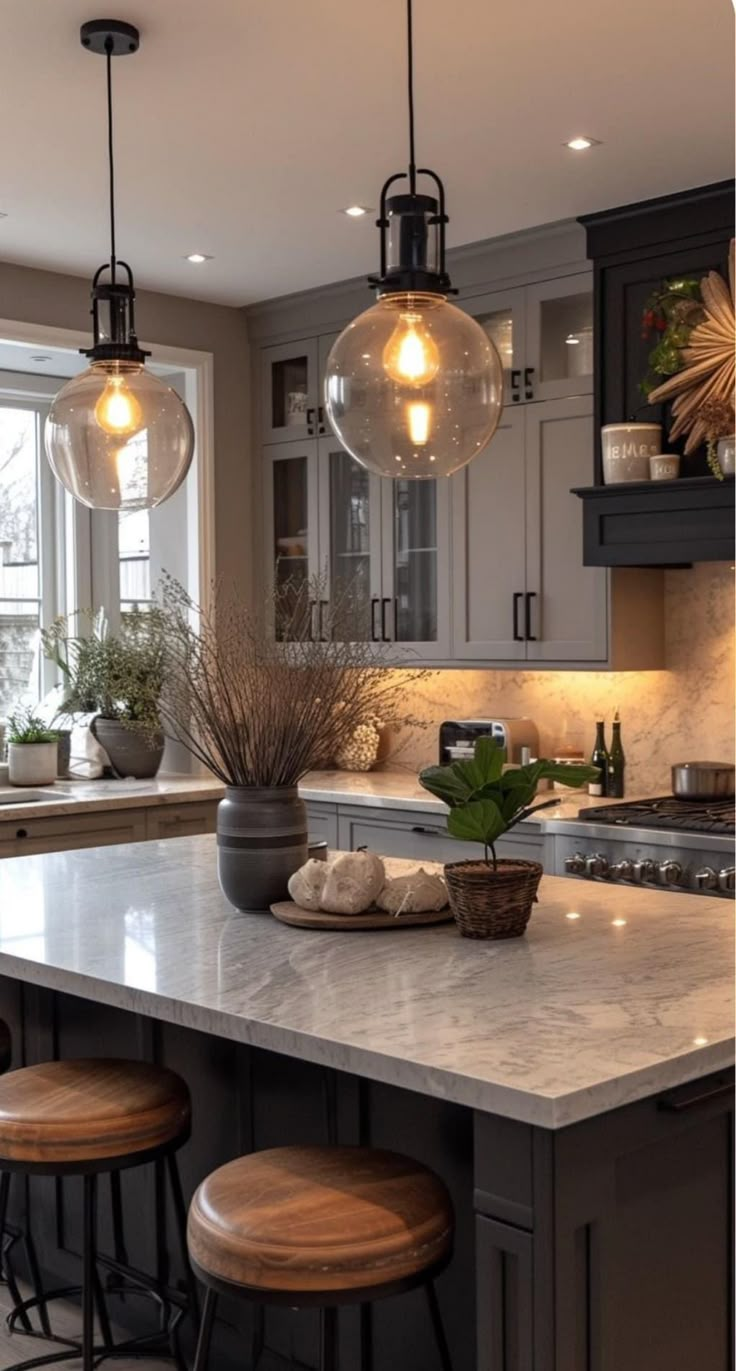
[577, 796, 736, 836]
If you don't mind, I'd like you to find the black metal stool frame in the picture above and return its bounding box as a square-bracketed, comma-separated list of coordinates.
[189, 1254, 453, 1371]
[0, 1133, 200, 1371]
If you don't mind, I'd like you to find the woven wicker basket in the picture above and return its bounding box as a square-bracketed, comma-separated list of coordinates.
[444, 858, 543, 940]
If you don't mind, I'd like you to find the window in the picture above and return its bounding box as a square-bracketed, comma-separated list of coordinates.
[0, 397, 59, 715]
[119, 509, 151, 613]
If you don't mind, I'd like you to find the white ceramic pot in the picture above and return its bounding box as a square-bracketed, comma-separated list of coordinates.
[8, 741, 58, 786]
[601, 423, 661, 484]
[649, 453, 680, 481]
[717, 436, 735, 477]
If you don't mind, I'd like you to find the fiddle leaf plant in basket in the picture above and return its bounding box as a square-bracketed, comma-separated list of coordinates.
[419, 739, 598, 940]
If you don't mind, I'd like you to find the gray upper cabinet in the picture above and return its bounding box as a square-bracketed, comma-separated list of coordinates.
[468, 287, 527, 407]
[261, 338, 321, 444]
[524, 272, 593, 401]
[263, 440, 320, 636]
[524, 396, 606, 661]
[381, 476, 451, 659]
[452, 406, 527, 661]
[317, 440, 382, 641]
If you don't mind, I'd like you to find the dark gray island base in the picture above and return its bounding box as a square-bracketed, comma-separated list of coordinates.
[0, 838, 732, 1371]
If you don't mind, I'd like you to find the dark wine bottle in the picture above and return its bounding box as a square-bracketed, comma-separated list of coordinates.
[589, 720, 609, 797]
[607, 711, 625, 798]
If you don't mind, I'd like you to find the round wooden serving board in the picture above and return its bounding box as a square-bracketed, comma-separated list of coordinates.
[270, 902, 452, 932]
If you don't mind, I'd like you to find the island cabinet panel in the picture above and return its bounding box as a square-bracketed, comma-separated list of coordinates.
[475, 1072, 734, 1371]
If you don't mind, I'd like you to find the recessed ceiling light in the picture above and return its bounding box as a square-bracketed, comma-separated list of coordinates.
[342, 206, 371, 218]
[565, 334, 580, 345]
[30, 355, 53, 363]
[565, 136, 600, 152]
[185, 252, 212, 264]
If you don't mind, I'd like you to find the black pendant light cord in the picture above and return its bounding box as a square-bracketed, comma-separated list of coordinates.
[105, 38, 117, 282]
[406, 0, 416, 194]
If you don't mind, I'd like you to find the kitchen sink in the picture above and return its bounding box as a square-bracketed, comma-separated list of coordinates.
[0, 789, 72, 806]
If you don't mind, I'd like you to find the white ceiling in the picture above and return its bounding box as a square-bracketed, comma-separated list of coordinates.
[1, 0, 733, 307]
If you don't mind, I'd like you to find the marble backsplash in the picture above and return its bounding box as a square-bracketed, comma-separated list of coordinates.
[383, 562, 735, 795]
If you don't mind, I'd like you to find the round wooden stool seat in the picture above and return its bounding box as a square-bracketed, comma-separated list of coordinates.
[188, 1145, 453, 1297]
[0, 1058, 190, 1166]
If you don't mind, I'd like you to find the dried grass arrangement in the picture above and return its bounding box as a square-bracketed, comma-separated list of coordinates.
[157, 573, 428, 788]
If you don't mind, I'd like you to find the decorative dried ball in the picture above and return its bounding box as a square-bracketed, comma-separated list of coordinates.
[334, 720, 381, 772]
[319, 850, 386, 915]
[287, 859, 328, 912]
[376, 868, 449, 915]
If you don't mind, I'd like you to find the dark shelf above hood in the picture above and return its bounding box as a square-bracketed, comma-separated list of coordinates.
[573, 476, 734, 567]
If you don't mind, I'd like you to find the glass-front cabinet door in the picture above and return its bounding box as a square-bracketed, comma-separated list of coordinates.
[261, 339, 320, 444]
[264, 442, 319, 639]
[524, 272, 593, 401]
[466, 287, 526, 406]
[318, 444, 382, 642]
[380, 477, 451, 658]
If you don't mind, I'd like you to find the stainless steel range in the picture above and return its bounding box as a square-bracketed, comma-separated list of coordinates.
[551, 797, 736, 897]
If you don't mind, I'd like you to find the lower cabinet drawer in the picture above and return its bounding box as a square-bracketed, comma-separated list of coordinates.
[336, 806, 544, 865]
[0, 808, 148, 856]
[145, 802, 218, 840]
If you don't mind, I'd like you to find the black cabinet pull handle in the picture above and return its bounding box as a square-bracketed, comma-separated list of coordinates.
[317, 404, 327, 435]
[308, 600, 318, 641]
[370, 597, 381, 642]
[524, 591, 537, 641]
[524, 366, 534, 400]
[510, 368, 521, 403]
[306, 406, 316, 434]
[380, 598, 394, 642]
[658, 1075, 734, 1113]
[512, 592, 524, 641]
[411, 826, 439, 836]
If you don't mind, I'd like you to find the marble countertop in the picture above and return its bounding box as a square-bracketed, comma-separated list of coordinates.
[0, 775, 225, 822]
[0, 835, 731, 1128]
[298, 770, 636, 828]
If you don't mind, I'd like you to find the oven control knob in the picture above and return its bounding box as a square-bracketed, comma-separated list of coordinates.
[694, 866, 718, 891]
[564, 853, 586, 874]
[585, 853, 609, 878]
[656, 860, 683, 886]
[717, 867, 736, 892]
[609, 859, 633, 881]
[631, 859, 655, 883]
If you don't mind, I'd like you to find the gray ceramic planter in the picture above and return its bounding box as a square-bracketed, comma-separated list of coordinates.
[91, 717, 164, 779]
[217, 785, 308, 913]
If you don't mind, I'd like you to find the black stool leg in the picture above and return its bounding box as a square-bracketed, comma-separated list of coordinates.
[81, 1176, 96, 1371]
[425, 1281, 452, 1371]
[319, 1306, 338, 1371]
[166, 1151, 201, 1323]
[0, 1172, 33, 1334]
[192, 1286, 217, 1371]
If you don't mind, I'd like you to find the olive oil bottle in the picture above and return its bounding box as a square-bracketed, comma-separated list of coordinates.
[607, 711, 625, 798]
[589, 720, 609, 796]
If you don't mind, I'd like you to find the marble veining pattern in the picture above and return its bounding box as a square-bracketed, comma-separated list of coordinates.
[0, 836, 731, 1128]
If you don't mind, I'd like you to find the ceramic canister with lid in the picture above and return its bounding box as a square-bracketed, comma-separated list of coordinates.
[601, 423, 661, 483]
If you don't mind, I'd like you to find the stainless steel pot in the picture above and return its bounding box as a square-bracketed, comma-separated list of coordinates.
[671, 761, 735, 802]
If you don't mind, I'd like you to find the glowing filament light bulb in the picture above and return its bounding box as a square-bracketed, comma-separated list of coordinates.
[94, 373, 143, 437]
[383, 311, 440, 385]
[407, 401, 432, 445]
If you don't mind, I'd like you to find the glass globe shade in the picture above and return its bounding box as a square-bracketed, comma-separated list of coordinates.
[324, 293, 503, 478]
[45, 361, 194, 511]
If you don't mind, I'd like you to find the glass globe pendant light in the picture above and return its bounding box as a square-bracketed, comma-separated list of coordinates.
[324, 0, 503, 479]
[45, 20, 194, 511]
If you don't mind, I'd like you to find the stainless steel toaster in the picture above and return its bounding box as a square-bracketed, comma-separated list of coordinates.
[439, 718, 540, 765]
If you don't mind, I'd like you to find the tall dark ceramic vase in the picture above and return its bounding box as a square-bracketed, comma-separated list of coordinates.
[217, 786, 308, 912]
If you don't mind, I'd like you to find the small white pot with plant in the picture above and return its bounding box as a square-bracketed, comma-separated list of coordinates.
[7, 710, 59, 786]
[419, 739, 597, 939]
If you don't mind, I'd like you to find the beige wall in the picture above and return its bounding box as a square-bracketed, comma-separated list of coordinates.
[385, 563, 735, 795]
[0, 258, 252, 597]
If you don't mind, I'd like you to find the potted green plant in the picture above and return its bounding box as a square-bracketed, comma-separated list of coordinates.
[419, 739, 597, 939]
[7, 709, 59, 786]
[41, 609, 165, 779]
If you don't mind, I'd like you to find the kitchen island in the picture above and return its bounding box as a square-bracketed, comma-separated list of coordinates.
[0, 836, 732, 1370]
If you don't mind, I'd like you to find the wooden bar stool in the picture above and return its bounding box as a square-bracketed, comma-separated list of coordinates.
[188, 1145, 454, 1371]
[0, 1057, 198, 1371]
